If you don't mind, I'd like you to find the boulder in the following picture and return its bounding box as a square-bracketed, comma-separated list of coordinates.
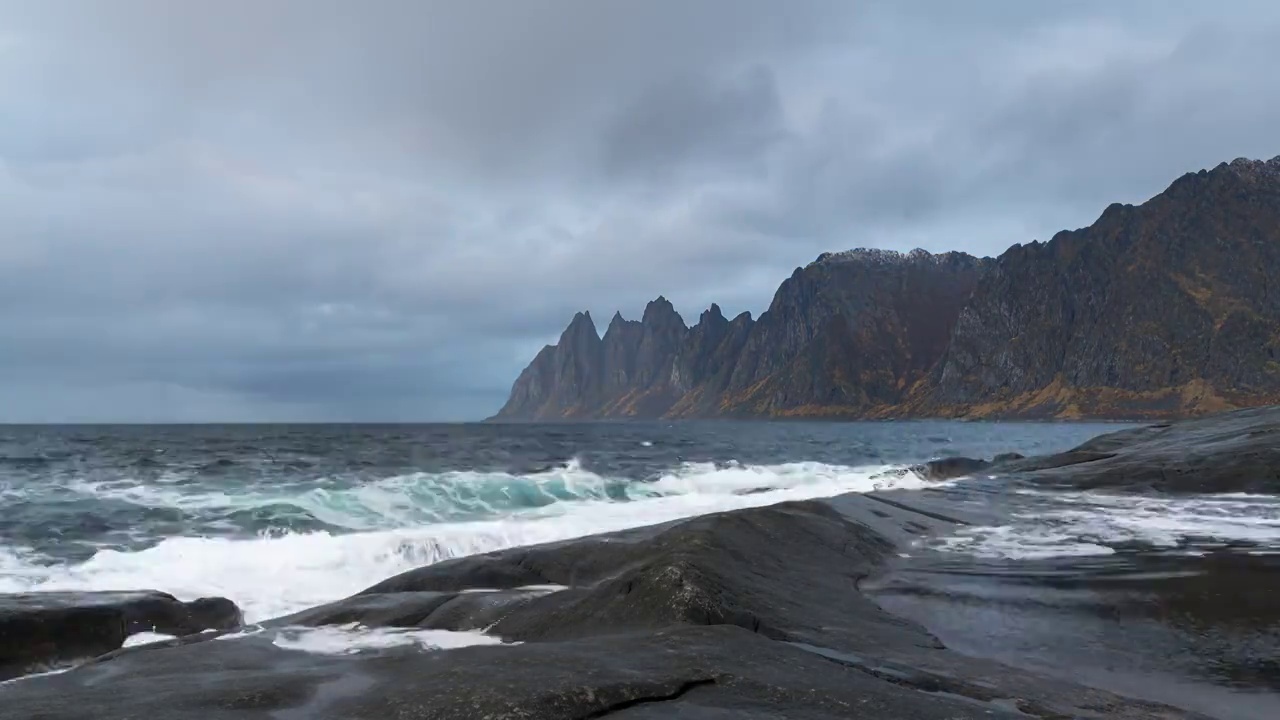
[354, 501, 929, 651]
[0, 590, 242, 681]
[911, 456, 991, 481]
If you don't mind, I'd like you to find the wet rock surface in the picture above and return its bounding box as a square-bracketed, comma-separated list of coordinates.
[4, 624, 1137, 720]
[264, 587, 560, 632]
[1, 497, 1211, 718]
[910, 455, 991, 481]
[0, 590, 242, 681]
[358, 500, 939, 651]
[1008, 405, 1280, 493]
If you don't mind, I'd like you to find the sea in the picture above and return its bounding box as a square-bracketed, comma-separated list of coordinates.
[2, 420, 1279, 717]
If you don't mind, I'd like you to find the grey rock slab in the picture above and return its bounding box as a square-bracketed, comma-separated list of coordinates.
[0, 590, 242, 681]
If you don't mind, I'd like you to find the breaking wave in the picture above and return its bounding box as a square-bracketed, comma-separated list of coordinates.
[0, 460, 921, 623]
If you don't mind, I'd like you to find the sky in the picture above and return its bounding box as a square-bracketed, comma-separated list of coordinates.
[2, 1, 1279, 422]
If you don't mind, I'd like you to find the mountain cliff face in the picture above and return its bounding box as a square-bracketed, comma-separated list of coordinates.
[910, 156, 1280, 419]
[497, 311, 603, 419]
[711, 250, 990, 417]
[490, 249, 989, 420]
[491, 155, 1280, 421]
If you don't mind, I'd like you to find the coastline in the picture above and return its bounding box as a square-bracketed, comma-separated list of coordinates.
[2, 493, 1215, 719]
[481, 414, 1144, 424]
[3, 408, 1279, 718]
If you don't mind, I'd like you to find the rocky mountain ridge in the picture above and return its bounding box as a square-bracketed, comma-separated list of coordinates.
[491, 155, 1280, 421]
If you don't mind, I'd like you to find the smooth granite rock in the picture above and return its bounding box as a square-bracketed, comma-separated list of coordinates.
[264, 587, 559, 632]
[0, 623, 1107, 720]
[0, 590, 242, 680]
[1007, 405, 1280, 493]
[0, 498, 1208, 719]
[357, 500, 937, 651]
[911, 456, 991, 481]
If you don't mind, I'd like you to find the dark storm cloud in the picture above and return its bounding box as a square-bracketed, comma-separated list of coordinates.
[1, 0, 1278, 421]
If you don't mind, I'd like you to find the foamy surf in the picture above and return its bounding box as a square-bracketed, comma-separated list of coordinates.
[270, 624, 509, 655]
[931, 490, 1280, 560]
[0, 666, 71, 687]
[0, 460, 921, 623]
[122, 632, 179, 648]
[64, 458, 636, 530]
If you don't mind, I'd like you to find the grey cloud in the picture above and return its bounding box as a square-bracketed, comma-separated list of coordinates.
[597, 65, 787, 184]
[2, 1, 852, 181]
[0, 1, 1278, 420]
[716, 4, 1280, 256]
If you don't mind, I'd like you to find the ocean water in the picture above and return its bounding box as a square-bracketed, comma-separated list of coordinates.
[0, 420, 1114, 623]
[6, 420, 1280, 716]
[4, 420, 1280, 628]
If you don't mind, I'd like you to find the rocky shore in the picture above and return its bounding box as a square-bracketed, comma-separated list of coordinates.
[4, 408, 1279, 718]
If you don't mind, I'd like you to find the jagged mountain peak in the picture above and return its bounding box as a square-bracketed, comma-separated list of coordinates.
[1163, 155, 1280, 200]
[814, 247, 920, 264]
[811, 247, 985, 269]
[1222, 155, 1280, 182]
[492, 153, 1280, 422]
[492, 246, 988, 421]
[641, 295, 685, 328]
[699, 303, 726, 325]
[605, 310, 638, 334]
[562, 310, 600, 341]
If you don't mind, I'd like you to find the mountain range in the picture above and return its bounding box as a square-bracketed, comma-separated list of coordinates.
[490, 155, 1280, 421]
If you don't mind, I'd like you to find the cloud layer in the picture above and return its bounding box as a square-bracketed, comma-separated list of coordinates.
[2, 1, 1278, 420]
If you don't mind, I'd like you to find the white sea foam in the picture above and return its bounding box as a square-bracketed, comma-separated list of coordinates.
[933, 490, 1280, 559]
[458, 584, 568, 594]
[122, 632, 179, 647]
[0, 461, 921, 624]
[269, 623, 508, 655]
[0, 666, 71, 687]
[67, 459, 636, 529]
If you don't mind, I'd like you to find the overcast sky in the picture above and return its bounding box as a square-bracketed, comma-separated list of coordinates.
[2, 1, 1278, 422]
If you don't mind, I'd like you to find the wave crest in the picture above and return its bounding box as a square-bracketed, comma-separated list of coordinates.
[0, 460, 919, 622]
[62, 459, 921, 532]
